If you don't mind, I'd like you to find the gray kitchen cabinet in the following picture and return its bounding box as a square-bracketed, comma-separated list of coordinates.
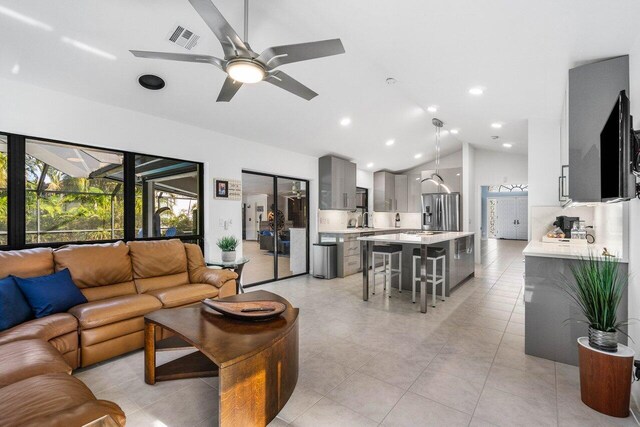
[319, 155, 357, 210]
[374, 171, 396, 212]
[568, 55, 629, 203]
[525, 255, 628, 366]
[394, 175, 408, 213]
[407, 173, 422, 213]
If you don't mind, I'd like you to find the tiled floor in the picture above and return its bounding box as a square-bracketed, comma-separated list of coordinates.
[76, 239, 637, 426]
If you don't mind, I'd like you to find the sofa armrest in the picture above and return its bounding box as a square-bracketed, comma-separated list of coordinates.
[22, 400, 126, 427]
[191, 267, 237, 289]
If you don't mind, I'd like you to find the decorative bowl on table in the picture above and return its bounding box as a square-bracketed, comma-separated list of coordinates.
[202, 299, 286, 321]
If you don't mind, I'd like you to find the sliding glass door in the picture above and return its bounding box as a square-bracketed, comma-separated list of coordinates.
[241, 171, 309, 286]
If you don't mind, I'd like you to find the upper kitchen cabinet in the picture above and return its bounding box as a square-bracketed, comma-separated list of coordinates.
[394, 174, 408, 212]
[374, 171, 396, 212]
[568, 55, 629, 203]
[319, 155, 357, 210]
[407, 173, 422, 213]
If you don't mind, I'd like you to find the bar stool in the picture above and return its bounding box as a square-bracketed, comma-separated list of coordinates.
[372, 244, 402, 297]
[410, 247, 446, 307]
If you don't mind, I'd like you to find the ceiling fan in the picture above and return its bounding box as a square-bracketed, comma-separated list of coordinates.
[130, 0, 346, 102]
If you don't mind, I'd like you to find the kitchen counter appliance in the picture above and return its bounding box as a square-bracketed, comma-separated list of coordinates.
[553, 216, 580, 238]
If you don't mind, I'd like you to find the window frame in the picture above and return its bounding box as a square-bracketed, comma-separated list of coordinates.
[2, 132, 205, 252]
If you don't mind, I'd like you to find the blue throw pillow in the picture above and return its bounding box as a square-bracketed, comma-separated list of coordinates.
[14, 269, 88, 318]
[0, 276, 33, 331]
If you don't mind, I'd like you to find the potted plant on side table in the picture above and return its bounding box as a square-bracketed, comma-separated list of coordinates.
[562, 253, 634, 418]
[217, 236, 239, 262]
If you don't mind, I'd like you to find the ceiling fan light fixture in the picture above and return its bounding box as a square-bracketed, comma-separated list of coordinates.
[226, 59, 265, 84]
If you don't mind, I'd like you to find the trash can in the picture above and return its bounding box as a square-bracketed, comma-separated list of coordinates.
[312, 243, 337, 279]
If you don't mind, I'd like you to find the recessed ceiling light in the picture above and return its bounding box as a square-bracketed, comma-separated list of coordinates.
[491, 122, 503, 129]
[366, 162, 374, 168]
[385, 139, 395, 146]
[138, 74, 165, 90]
[414, 153, 423, 159]
[0, 5, 53, 31]
[415, 177, 420, 181]
[502, 143, 513, 148]
[427, 106, 438, 113]
[450, 129, 459, 134]
[456, 173, 461, 176]
[11, 64, 19, 75]
[67, 157, 83, 163]
[340, 117, 351, 126]
[61, 36, 116, 60]
[469, 87, 484, 95]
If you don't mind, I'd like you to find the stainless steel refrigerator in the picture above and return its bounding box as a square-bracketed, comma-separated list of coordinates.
[422, 193, 461, 231]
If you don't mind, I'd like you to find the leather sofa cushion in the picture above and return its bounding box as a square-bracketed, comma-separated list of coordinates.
[191, 268, 238, 288]
[134, 272, 190, 294]
[148, 283, 219, 308]
[185, 242, 206, 270]
[128, 239, 188, 279]
[0, 339, 72, 387]
[54, 241, 133, 289]
[81, 281, 138, 302]
[0, 373, 125, 427]
[0, 313, 78, 347]
[68, 294, 162, 329]
[0, 247, 54, 279]
[21, 400, 126, 427]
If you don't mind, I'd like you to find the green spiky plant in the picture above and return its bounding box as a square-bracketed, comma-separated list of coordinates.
[562, 253, 628, 334]
[216, 235, 239, 252]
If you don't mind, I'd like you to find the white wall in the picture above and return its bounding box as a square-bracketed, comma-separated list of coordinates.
[0, 77, 319, 264]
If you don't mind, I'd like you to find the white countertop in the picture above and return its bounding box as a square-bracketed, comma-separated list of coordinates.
[357, 231, 474, 244]
[319, 227, 418, 235]
[523, 241, 627, 263]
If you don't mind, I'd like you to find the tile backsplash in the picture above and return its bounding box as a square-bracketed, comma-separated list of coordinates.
[318, 210, 421, 231]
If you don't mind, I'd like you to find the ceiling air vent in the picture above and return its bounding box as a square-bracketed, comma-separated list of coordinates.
[168, 25, 200, 50]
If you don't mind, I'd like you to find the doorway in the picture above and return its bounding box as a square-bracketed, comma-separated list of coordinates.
[481, 185, 528, 241]
[241, 171, 309, 286]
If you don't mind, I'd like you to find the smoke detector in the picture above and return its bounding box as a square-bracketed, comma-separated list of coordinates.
[491, 135, 500, 140]
[386, 77, 397, 85]
[168, 25, 200, 50]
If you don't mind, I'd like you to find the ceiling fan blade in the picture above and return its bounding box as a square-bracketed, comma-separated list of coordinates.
[130, 50, 224, 70]
[216, 76, 243, 102]
[265, 71, 318, 101]
[187, 0, 250, 58]
[258, 39, 345, 69]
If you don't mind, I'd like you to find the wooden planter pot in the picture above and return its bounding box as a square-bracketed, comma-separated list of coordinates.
[578, 337, 634, 417]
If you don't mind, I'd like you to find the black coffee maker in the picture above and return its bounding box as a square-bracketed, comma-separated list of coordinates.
[554, 216, 580, 238]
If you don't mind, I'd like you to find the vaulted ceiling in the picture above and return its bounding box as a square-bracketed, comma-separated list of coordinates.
[1, 0, 639, 171]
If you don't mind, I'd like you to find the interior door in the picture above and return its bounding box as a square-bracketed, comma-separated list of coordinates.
[516, 197, 529, 240]
[495, 198, 517, 239]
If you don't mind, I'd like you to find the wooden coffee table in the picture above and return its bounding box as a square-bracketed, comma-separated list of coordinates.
[144, 290, 299, 427]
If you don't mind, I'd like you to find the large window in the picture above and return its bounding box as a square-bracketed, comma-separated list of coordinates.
[134, 155, 200, 239]
[0, 133, 204, 250]
[25, 139, 124, 244]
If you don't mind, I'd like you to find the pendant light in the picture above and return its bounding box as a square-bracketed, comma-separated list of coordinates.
[421, 118, 451, 193]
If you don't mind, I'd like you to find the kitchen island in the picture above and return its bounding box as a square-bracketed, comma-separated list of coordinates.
[358, 232, 475, 313]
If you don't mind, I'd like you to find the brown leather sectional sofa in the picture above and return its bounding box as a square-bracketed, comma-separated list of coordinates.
[0, 239, 237, 426]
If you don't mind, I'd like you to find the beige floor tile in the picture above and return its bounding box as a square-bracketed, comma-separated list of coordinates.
[381, 392, 471, 427]
[297, 355, 354, 395]
[327, 372, 404, 422]
[485, 365, 556, 405]
[267, 417, 290, 427]
[315, 338, 378, 370]
[409, 368, 484, 414]
[277, 386, 323, 423]
[290, 397, 378, 427]
[358, 349, 426, 390]
[493, 345, 556, 375]
[474, 386, 557, 427]
[428, 353, 494, 383]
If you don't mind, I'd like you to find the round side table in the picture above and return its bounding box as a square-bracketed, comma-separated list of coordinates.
[207, 257, 250, 294]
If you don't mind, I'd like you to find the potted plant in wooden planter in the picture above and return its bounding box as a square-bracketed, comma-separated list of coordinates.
[217, 236, 239, 262]
[562, 253, 634, 417]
